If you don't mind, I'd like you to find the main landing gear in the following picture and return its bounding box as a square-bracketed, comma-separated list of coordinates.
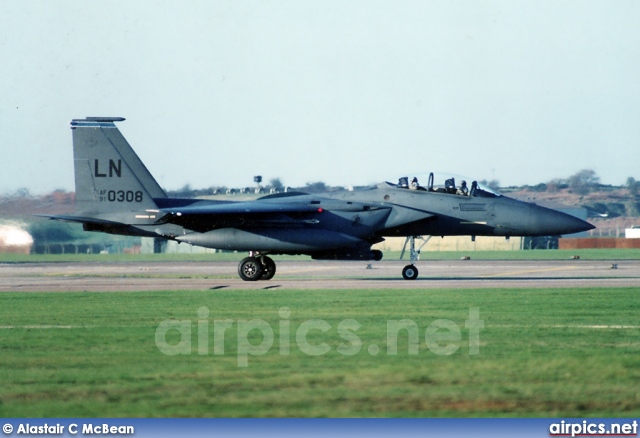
[401, 236, 421, 280]
[238, 254, 276, 281]
[237, 245, 420, 281]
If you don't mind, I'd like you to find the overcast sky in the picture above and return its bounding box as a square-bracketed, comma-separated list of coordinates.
[2, 1, 639, 194]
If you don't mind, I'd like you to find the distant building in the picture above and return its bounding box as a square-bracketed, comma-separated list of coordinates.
[141, 237, 218, 254]
[374, 236, 524, 252]
[625, 227, 640, 238]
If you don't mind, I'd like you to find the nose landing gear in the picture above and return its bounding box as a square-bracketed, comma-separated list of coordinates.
[401, 235, 421, 280]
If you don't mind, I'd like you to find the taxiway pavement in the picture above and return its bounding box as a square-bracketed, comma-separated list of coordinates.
[1, 259, 638, 292]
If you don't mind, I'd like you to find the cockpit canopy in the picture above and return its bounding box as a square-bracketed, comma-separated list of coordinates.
[392, 172, 500, 198]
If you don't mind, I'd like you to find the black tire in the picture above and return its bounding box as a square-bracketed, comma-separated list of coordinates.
[260, 256, 277, 281]
[372, 250, 383, 261]
[402, 264, 419, 280]
[238, 257, 263, 281]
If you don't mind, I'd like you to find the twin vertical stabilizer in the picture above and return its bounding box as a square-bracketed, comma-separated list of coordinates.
[70, 118, 166, 218]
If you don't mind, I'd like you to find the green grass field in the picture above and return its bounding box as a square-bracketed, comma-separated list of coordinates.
[1, 286, 639, 417]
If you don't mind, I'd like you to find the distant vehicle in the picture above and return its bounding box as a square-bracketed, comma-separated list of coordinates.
[43, 117, 594, 280]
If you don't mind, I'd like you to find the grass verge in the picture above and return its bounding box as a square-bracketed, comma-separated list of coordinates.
[0, 287, 638, 417]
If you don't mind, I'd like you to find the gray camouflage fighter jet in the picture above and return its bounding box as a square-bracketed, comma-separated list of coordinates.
[44, 117, 595, 281]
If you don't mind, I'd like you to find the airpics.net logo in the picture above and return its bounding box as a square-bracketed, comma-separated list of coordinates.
[549, 420, 638, 437]
[155, 307, 484, 366]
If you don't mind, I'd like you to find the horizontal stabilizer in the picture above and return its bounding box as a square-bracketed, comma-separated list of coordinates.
[36, 214, 124, 226]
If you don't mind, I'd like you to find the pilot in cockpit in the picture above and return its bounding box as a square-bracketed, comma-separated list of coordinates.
[409, 177, 419, 190]
[457, 180, 469, 196]
[444, 178, 456, 194]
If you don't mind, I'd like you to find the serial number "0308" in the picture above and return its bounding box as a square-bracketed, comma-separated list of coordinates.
[99, 190, 144, 202]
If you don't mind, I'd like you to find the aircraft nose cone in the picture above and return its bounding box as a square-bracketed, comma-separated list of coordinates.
[537, 207, 595, 235]
[495, 200, 596, 236]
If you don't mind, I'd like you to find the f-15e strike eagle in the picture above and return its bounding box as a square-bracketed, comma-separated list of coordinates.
[44, 117, 594, 280]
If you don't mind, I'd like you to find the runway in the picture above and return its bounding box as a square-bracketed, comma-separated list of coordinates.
[1, 259, 639, 292]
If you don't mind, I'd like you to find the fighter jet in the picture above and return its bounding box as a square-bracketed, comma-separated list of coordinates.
[44, 117, 595, 281]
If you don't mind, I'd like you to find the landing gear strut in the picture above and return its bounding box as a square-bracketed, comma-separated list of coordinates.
[237, 254, 276, 281]
[401, 236, 420, 280]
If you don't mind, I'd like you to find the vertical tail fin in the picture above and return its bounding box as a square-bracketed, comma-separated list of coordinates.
[71, 117, 166, 218]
